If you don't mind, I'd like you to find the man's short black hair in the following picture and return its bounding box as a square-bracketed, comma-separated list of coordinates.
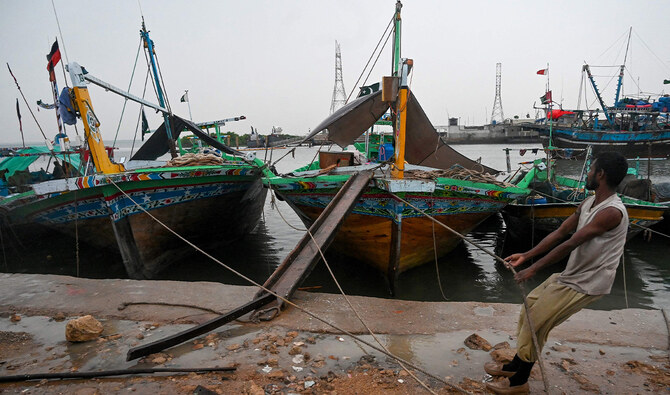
[592, 151, 628, 188]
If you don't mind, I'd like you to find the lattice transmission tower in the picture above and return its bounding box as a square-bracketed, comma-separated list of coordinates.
[330, 41, 347, 114]
[490, 63, 505, 124]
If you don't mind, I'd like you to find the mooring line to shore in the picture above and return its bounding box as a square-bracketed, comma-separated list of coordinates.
[432, 220, 450, 301]
[299, 208, 442, 394]
[264, 165, 450, 394]
[267, 184, 448, 395]
[662, 309, 670, 360]
[106, 177, 470, 395]
[388, 191, 552, 395]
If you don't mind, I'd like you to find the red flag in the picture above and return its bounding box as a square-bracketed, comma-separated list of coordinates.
[46, 40, 61, 82]
[536, 68, 548, 75]
[547, 109, 574, 120]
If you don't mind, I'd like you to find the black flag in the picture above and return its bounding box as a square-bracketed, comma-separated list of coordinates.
[141, 110, 150, 141]
[16, 98, 25, 147]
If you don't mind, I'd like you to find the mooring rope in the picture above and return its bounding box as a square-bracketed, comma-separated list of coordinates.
[105, 177, 470, 394]
[432, 220, 449, 301]
[388, 191, 551, 394]
[265, 180, 456, 394]
[301, 211, 443, 395]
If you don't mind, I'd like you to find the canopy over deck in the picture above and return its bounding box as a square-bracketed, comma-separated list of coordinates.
[302, 89, 498, 174]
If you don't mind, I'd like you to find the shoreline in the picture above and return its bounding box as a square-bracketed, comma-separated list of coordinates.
[1, 273, 668, 393]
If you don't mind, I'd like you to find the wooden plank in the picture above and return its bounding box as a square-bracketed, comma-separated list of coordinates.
[126, 170, 372, 359]
[126, 293, 274, 361]
[257, 170, 374, 303]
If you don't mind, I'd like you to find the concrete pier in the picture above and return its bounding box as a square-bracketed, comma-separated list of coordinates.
[1, 273, 668, 393]
[436, 122, 539, 144]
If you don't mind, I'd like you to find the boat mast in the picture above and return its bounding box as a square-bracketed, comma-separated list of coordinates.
[584, 64, 615, 127]
[392, 1, 402, 77]
[614, 27, 632, 106]
[390, 1, 409, 179]
[140, 18, 177, 158]
[67, 62, 125, 174]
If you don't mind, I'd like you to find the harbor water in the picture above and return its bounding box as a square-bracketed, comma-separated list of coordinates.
[3, 142, 669, 311]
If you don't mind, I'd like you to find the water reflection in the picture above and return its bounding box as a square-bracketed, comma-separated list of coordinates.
[2, 144, 668, 311]
[155, 221, 282, 285]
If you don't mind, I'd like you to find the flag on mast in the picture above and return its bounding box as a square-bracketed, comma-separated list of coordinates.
[664, 79, 670, 84]
[536, 68, 548, 75]
[141, 109, 150, 141]
[46, 40, 61, 82]
[540, 91, 553, 104]
[16, 98, 22, 131]
[180, 91, 189, 102]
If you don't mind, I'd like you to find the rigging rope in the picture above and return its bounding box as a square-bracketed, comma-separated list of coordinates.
[105, 176, 470, 394]
[360, 27, 394, 96]
[154, 52, 172, 112]
[50, 0, 70, 65]
[143, 47, 161, 111]
[113, 39, 144, 147]
[632, 30, 670, 73]
[6, 64, 59, 165]
[130, 70, 151, 158]
[345, 15, 394, 104]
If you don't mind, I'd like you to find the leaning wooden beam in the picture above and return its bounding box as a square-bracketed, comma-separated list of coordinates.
[126, 293, 274, 361]
[127, 171, 373, 360]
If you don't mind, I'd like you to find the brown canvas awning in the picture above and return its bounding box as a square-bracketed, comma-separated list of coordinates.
[304, 90, 389, 147]
[303, 89, 498, 174]
[404, 92, 497, 174]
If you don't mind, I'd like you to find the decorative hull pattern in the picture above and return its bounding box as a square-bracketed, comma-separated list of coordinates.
[270, 173, 527, 286]
[536, 128, 670, 158]
[2, 164, 267, 278]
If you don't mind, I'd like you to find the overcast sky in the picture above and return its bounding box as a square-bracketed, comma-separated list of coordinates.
[1, 0, 669, 144]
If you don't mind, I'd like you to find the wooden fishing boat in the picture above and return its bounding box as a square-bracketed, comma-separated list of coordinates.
[502, 158, 665, 240]
[0, 24, 270, 279]
[528, 38, 670, 158]
[266, 1, 529, 291]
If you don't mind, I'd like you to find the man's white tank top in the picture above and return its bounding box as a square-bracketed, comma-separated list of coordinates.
[557, 194, 628, 295]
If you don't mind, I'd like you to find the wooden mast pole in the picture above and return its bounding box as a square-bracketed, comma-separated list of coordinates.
[391, 1, 406, 179]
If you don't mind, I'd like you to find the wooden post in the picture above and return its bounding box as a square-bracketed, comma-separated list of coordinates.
[109, 216, 146, 279]
[505, 148, 511, 173]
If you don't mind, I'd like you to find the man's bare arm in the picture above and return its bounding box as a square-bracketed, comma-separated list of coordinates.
[504, 202, 583, 268]
[514, 206, 623, 282]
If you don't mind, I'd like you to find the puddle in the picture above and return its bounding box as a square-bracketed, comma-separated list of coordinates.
[473, 306, 495, 317]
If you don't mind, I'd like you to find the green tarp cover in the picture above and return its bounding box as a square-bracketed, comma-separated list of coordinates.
[0, 146, 81, 178]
